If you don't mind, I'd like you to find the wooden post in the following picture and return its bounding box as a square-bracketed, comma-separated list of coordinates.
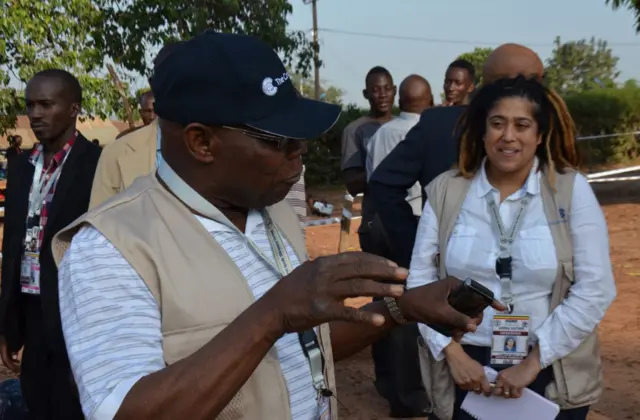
[338, 193, 354, 252]
[106, 64, 136, 129]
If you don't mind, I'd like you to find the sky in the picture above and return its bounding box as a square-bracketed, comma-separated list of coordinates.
[287, 0, 640, 107]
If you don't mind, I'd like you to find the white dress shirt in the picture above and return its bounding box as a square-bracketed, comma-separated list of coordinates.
[406, 160, 616, 368]
[58, 211, 317, 420]
[366, 111, 423, 216]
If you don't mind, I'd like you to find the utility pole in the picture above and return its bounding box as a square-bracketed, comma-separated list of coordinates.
[304, 0, 321, 100]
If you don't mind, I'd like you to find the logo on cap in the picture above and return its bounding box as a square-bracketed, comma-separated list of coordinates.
[262, 72, 291, 97]
[262, 77, 278, 96]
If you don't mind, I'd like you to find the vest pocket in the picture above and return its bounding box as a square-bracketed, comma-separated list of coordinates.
[547, 331, 603, 408]
[546, 262, 603, 408]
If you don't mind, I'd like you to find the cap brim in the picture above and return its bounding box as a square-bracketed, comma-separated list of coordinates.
[246, 97, 341, 140]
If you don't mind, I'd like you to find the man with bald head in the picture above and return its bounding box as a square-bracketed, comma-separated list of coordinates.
[368, 44, 544, 270]
[483, 43, 545, 82]
[364, 73, 434, 418]
[367, 74, 433, 215]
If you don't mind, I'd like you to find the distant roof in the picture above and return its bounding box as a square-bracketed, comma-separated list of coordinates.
[0, 116, 141, 149]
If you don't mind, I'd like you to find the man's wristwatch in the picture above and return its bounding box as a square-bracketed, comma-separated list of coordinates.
[383, 296, 411, 325]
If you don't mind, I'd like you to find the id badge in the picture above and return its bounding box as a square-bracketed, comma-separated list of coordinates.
[316, 392, 332, 420]
[490, 314, 530, 366]
[20, 252, 41, 295]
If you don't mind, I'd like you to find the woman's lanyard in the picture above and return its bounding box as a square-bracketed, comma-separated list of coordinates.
[157, 160, 330, 395]
[486, 193, 530, 313]
[27, 152, 69, 219]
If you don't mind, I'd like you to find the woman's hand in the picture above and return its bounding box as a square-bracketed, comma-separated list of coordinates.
[444, 341, 492, 395]
[493, 346, 543, 399]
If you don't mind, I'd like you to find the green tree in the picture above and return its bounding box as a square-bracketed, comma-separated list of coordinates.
[545, 36, 620, 96]
[0, 0, 124, 134]
[456, 47, 493, 86]
[290, 74, 344, 105]
[606, 0, 640, 32]
[94, 0, 315, 78]
[0, 0, 316, 133]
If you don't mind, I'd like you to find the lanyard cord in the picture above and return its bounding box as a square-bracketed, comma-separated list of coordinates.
[28, 152, 70, 218]
[261, 214, 329, 393]
[157, 160, 329, 393]
[486, 193, 530, 313]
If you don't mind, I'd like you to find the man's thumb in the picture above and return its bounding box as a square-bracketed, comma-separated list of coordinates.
[441, 305, 475, 333]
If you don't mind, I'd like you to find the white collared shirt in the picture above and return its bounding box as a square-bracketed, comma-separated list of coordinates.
[58, 211, 317, 419]
[366, 111, 423, 216]
[406, 160, 616, 368]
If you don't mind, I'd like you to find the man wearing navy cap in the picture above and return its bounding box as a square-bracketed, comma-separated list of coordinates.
[52, 31, 497, 419]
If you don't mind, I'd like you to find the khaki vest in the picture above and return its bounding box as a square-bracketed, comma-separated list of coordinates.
[52, 174, 338, 420]
[422, 168, 602, 414]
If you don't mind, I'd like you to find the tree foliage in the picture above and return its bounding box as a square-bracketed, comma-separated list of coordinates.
[94, 0, 315, 78]
[456, 47, 493, 86]
[544, 36, 620, 96]
[566, 84, 640, 165]
[606, 0, 640, 32]
[290, 74, 345, 105]
[0, 0, 124, 133]
[0, 0, 315, 134]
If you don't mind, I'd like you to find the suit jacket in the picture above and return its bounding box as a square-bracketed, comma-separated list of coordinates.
[367, 106, 465, 268]
[89, 120, 157, 208]
[0, 134, 101, 358]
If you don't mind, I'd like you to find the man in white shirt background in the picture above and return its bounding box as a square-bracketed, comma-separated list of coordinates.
[364, 73, 434, 418]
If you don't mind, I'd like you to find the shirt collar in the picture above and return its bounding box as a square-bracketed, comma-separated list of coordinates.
[398, 111, 421, 122]
[475, 156, 540, 200]
[29, 131, 78, 168]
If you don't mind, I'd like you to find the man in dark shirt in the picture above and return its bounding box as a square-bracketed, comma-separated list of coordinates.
[340, 66, 396, 256]
[341, 66, 396, 197]
[368, 43, 545, 270]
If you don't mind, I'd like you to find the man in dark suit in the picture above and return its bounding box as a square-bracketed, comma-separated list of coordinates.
[0, 69, 101, 419]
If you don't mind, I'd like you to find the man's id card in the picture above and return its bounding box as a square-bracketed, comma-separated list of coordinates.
[490, 314, 530, 366]
[20, 252, 41, 295]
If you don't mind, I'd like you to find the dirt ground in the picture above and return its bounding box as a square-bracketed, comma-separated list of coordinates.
[305, 183, 640, 420]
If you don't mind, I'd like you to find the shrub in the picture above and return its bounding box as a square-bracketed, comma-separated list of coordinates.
[565, 86, 640, 166]
[304, 104, 367, 186]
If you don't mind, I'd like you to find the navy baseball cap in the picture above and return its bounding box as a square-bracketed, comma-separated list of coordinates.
[151, 31, 341, 140]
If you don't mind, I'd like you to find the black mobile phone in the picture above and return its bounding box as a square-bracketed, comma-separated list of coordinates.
[427, 278, 495, 337]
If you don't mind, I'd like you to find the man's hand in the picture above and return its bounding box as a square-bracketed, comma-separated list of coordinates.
[0, 336, 20, 373]
[264, 252, 408, 334]
[398, 276, 505, 334]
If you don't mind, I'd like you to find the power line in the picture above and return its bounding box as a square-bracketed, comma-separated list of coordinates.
[317, 28, 640, 47]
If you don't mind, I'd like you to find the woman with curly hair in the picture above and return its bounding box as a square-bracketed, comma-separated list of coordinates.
[407, 76, 616, 420]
